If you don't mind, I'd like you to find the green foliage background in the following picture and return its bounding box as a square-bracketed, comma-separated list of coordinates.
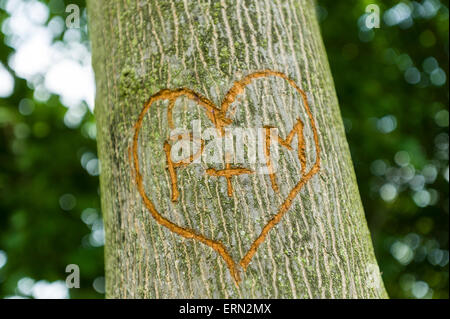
[0, 0, 448, 298]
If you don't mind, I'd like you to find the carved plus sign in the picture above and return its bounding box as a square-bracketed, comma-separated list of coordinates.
[206, 163, 254, 197]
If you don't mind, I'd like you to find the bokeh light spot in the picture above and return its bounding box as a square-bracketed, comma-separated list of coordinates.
[422, 56, 438, 73]
[0, 62, 14, 97]
[370, 159, 387, 176]
[419, 30, 436, 47]
[412, 281, 429, 298]
[31, 280, 68, 299]
[404, 67, 421, 84]
[377, 115, 397, 133]
[430, 68, 446, 86]
[394, 151, 410, 167]
[380, 183, 398, 202]
[59, 193, 76, 211]
[391, 241, 414, 265]
[434, 110, 449, 127]
[413, 190, 431, 207]
[17, 277, 35, 296]
[0, 250, 7, 269]
[18, 98, 35, 115]
[93, 276, 105, 294]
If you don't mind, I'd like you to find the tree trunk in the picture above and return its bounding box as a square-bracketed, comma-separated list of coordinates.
[87, 0, 388, 298]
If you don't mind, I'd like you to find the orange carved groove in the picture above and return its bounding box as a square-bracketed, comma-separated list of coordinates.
[164, 133, 205, 202]
[206, 164, 254, 197]
[132, 70, 321, 284]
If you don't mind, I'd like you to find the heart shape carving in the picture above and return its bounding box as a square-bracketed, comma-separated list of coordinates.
[132, 70, 320, 283]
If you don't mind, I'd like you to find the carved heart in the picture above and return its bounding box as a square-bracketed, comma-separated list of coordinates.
[131, 70, 320, 283]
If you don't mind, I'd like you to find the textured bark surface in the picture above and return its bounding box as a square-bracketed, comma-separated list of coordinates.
[87, 0, 388, 298]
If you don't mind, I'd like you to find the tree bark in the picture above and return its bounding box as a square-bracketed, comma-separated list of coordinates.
[87, 0, 388, 298]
